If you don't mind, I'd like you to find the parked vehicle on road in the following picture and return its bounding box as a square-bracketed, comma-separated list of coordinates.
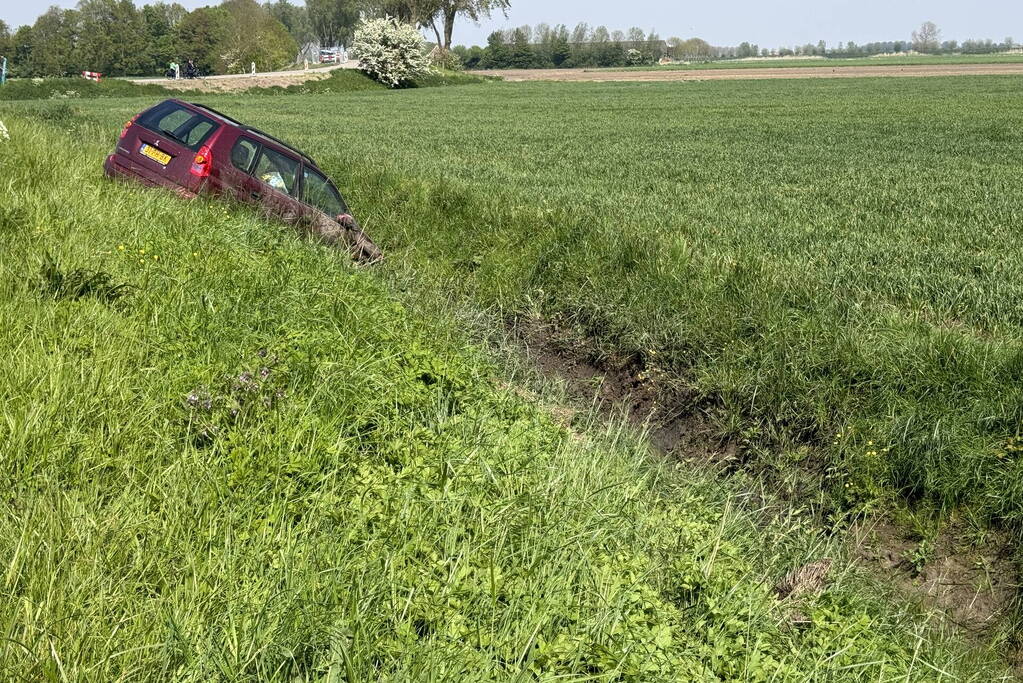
[103, 98, 380, 262]
[319, 48, 345, 64]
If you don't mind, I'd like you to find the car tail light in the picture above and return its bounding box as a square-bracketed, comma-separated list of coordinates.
[119, 114, 139, 139]
[190, 145, 212, 177]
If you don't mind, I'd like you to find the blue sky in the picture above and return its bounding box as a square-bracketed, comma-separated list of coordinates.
[4, 0, 1022, 48]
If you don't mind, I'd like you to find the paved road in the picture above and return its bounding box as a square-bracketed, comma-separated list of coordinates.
[477, 62, 1023, 82]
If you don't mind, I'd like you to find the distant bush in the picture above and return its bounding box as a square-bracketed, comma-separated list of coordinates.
[352, 17, 430, 88]
[410, 69, 494, 88]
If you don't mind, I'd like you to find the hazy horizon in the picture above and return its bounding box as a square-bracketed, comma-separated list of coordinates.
[3, 0, 1021, 49]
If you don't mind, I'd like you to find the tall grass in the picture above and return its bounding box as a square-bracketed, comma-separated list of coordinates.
[138, 75, 1023, 533]
[0, 108, 1013, 678]
[0, 77, 183, 101]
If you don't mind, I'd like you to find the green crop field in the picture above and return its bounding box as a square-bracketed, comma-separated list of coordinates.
[1, 74, 1022, 679]
[604, 52, 1023, 71]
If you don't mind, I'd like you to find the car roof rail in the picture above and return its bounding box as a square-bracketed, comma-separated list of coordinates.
[188, 102, 320, 169]
[188, 102, 245, 127]
[240, 126, 319, 168]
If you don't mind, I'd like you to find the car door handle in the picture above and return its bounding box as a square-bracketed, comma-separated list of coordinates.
[250, 191, 262, 200]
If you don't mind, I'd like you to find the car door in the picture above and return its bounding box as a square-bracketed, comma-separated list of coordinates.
[123, 100, 220, 192]
[218, 134, 263, 204]
[249, 145, 304, 224]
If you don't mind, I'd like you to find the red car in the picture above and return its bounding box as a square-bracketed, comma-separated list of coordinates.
[104, 98, 380, 262]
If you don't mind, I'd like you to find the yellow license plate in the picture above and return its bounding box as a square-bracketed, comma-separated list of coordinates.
[140, 143, 171, 166]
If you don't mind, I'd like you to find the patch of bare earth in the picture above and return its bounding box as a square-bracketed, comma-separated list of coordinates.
[477, 63, 1023, 82]
[509, 313, 735, 463]
[509, 313, 1020, 655]
[852, 518, 1019, 637]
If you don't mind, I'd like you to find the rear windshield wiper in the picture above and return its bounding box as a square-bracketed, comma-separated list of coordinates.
[158, 127, 189, 145]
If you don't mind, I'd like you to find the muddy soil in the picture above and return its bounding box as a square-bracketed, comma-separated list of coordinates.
[479, 63, 1023, 82]
[852, 518, 1019, 636]
[509, 314, 735, 463]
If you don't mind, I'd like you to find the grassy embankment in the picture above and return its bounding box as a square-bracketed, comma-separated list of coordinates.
[0, 90, 1015, 677]
[146, 76, 1023, 536]
[0, 68, 486, 101]
[605, 53, 1023, 71]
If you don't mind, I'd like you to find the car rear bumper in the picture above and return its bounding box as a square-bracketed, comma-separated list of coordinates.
[104, 153, 199, 198]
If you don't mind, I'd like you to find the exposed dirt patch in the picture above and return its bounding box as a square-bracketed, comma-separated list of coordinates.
[509, 313, 736, 463]
[478, 63, 1023, 83]
[852, 517, 1020, 637]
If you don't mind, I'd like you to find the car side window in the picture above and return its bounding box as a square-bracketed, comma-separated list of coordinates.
[252, 147, 299, 195]
[301, 167, 346, 217]
[231, 138, 259, 173]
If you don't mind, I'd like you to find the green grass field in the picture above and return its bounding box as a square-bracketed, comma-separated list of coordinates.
[604, 52, 1023, 71]
[1, 74, 1022, 678]
[176, 76, 1023, 528]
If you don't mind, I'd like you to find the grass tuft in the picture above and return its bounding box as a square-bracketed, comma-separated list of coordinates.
[38, 251, 133, 304]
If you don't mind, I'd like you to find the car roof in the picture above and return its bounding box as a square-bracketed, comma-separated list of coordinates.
[169, 99, 321, 170]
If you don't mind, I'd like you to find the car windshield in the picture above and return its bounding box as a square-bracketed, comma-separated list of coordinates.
[137, 101, 219, 151]
[302, 167, 347, 216]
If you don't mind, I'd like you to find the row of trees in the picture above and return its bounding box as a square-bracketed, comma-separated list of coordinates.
[452, 24, 672, 69]
[0, 0, 514, 78]
[0, 0, 311, 77]
[453, 20, 1019, 70]
[3, 7, 1017, 78]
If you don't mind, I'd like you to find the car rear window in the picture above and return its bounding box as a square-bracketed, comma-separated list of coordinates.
[137, 101, 220, 151]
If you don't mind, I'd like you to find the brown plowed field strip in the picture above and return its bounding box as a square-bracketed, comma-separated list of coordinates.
[478, 63, 1023, 82]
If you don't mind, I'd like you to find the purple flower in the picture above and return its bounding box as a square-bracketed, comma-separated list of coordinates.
[259, 366, 271, 379]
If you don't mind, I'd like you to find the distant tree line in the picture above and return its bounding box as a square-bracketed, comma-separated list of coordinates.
[3, 8, 1017, 78]
[453, 24, 671, 69]
[0, 0, 513, 78]
[0, 0, 319, 77]
[456, 20, 1019, 69]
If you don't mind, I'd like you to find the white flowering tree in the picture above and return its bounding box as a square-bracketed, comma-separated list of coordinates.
[352, 17, 430, 88]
